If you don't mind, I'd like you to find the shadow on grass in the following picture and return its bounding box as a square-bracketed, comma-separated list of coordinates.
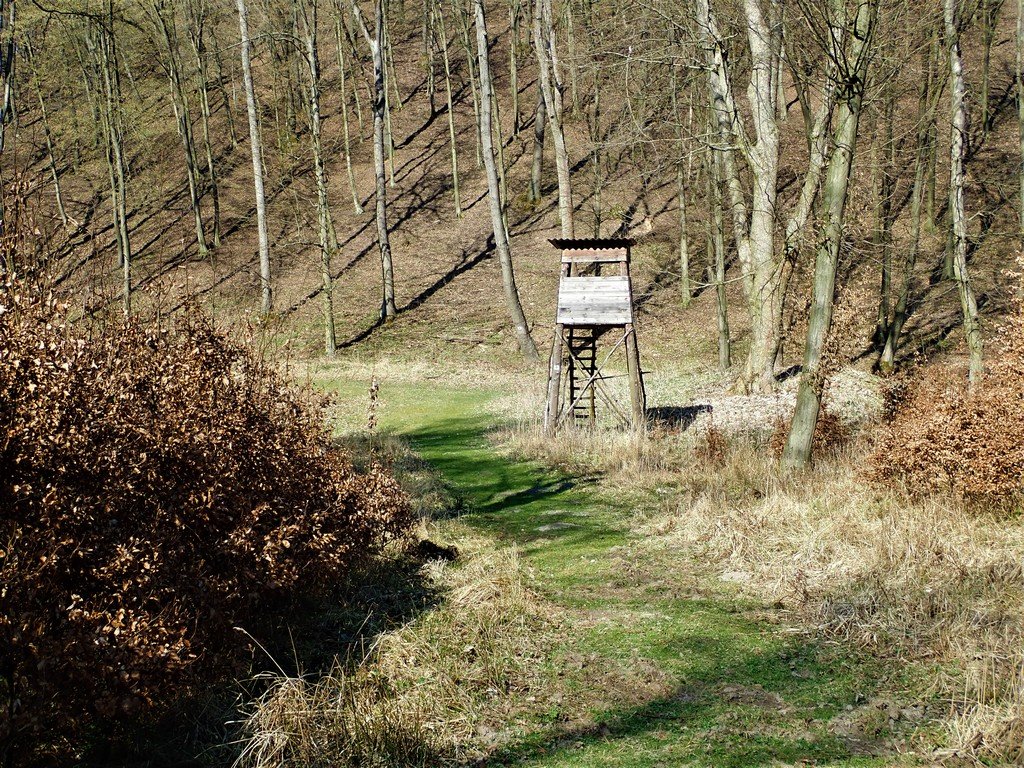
[386, 415, 891, 767]
[481, 627, 886, 767]
[397, 417, 623, 553]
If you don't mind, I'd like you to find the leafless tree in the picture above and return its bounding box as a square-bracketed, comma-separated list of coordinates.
[235, 0, 272, 315]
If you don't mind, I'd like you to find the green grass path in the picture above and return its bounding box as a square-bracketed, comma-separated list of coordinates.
[327, 377, 907, 767]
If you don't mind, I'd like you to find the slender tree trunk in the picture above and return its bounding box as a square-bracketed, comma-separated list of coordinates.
[534, 0, 573, 237]
[698, 0, 782, 392]
[453, 0, 483, 167]
[185, 0, 222, 248]
[382, 1, 396, 186]
[333, 12, 364, 213]
[491, 87, 508, 221]
[783, 0, 877, 470]
[207, 22, 239, 148]
[351, 0, 397, 318]
[529, 84, 545, 202]
[873, 85, 896, 343]
[301, 0, 338, 356]
[1018, 0, 1024, 246]
[709, 143, 730, 371]
[980, 0, 1002, 137]
[474, 0, 538, 361]
[151, 4, 209, 259]
[383, 3, 401, 112]
[671, 65, 690, 306]
[27, 42, 69, 228]
[91, 11, 132, 313]
[509, 0, 521, 134]
[925, 26, 940, 233]
[337, 12, 365, 136]
[435, 2, 461, 216]
[0, 0, 15, 157]
[236, 0, 272, 314]
[564, 0, 578, 114]
[590, 80, 602, 236]
[423, 0, 435, 112]
[677, 165, 691, 306]
[879, 30, 945, 372]
[944, 0, 984, 383]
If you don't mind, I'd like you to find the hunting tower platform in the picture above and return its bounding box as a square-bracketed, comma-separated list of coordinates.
[543, 238, 646, 434]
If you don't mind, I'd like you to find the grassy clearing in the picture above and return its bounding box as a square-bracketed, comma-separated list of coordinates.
[502, 419, 1024, 765]
[234, 369, 963, 767]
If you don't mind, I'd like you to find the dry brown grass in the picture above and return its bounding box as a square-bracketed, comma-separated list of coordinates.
[656, 447, 1024, 762]
[502, 417, 1024, 763]
[233, 544, 557, 767]
[497, 421, 692, 482]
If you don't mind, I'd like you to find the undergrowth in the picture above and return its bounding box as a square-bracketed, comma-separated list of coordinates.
[233, 544, 557, 767]
[502, 417, 1024, 763]
[0, 280, 411, 763]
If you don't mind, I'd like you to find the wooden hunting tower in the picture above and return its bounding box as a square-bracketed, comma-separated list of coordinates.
[543, 238, 646, 434]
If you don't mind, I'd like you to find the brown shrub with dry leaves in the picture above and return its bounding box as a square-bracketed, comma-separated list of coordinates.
[0, 281, 411, 760]
[871, 284, 1024, 506]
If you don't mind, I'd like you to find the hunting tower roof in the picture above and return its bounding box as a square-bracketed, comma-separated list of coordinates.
[548, 238, 635, 250]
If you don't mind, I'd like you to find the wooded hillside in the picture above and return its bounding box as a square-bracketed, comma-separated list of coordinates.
[3, 0, 1024, 448]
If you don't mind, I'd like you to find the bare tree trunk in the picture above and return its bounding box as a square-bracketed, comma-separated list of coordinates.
[509, 0, 521, 134]
[351, 0, 397, 319]
[671, 65, 691, 306]
[677, 165, 691, 306]
[564, 0, 578, 114]
[91, 9, 132, 314]
[709, 142, 730, 371]
[783, 0, 877, 470]
[474, 0, 538, 361]
[944, 0, 984, 384]
[332, 11, 364, 214]
[236, 0, 272, 315]
[301, 0, 338, 356]
[534, 0, 574, 237]
[873, 84, 896, 344]
[435, 1, 461, 216]
[529, 84, 545, 202]
[383, 3, 401, 112]
[207, 22, 239, 149]
[185, 0, 222, 248]
[697, 0, 782, 392]
[337, 12, 365, 136]
[590, 79, 602, 236]
[0, 0, 15, 157]
[980, 0, 1003, 137]
[879, 28, 945, 372]
[150, 2, 209, 259]
[382, 1, 396, 186]
[490, 87, 508, 221]
[26, 41, 69, 229]
[1018, 0, 1024, 246]
[423, 0, 435, 112]
[453, 0, 483, 167]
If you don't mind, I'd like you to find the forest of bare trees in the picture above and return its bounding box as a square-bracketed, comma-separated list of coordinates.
[2, 0, 1024, 466]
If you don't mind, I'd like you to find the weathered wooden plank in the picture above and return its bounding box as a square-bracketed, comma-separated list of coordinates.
[558, 276, 630, 292]
[561, 247, 628, 263]
[561, 284, 630, 296]
[557, 306, 633, 324]
[556, 276, 633, 325]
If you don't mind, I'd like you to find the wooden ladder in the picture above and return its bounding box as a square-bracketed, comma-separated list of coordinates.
[568, 327, 597, 424]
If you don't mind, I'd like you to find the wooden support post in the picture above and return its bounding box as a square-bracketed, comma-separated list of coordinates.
[624, 323, 645, 428]
[544, 322, 565, 434]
